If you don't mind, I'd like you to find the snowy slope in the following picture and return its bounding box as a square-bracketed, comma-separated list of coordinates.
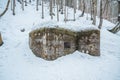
[0, 1, 120, 80]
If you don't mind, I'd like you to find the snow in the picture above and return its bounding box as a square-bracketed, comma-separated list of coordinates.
[0, 1, 120, 80]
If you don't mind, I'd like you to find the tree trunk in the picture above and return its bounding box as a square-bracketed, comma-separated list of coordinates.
[39, 0, 41, 5]
[105, 0, 109, 19]
[73, 0, 76, 21]
[79, 0, 82, 10]
[118, 1, 120, 15]
[86, 0, 89, 20]
[90, 0, 93, 20]
[0, 33, 3, 46]
[98, 0, 103, 29]
[13, 0, 15, 15]
[64, 0, 67, 22]
[22, 0, 24, 11]
[36, 0, 39, 11]
[57, 0, 59, 21]
[11, 0, 13, 10]
[41, 0, 44, 19]
[80, 0, 85, 17]
[53, 0, 55, 6]
[92, 0, 97, 25]
[78, 0, 80, 10]
[50, 0, 53, 19]
[0, 0, 10, 17]
[25, 0, 27, 6]
[109, 1, 120, 33]
[60, 0, 63, 14]
[102, 0, 109, 19]
[29, 0, 31, 3]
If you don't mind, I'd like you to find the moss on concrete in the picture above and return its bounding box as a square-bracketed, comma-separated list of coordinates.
[29, 27, 77, 39]
[29, 27, 100, 60]
[77, 29, 100, 38]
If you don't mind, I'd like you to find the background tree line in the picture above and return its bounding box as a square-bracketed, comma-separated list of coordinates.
[0, 0, 120, 29]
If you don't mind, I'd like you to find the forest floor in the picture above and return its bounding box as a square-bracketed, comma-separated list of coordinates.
[0, 1, 120, 80]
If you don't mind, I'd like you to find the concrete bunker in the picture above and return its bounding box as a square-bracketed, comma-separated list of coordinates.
[29, 28, 76, 60]
[29, 27, 100, 60]
[77, 30, 100, 56]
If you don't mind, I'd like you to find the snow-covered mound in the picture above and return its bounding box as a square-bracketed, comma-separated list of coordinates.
[0, 1, 120, 80]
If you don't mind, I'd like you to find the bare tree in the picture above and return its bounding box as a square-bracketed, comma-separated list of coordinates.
[102, 0, 108, 18]
[79, 0, 83, 10]
[22, 0, 24, 11]
[39, 0, 41, 5]
[36, 0, 39, 11]
[25, 0, 27, 6]
[60, 0, 63, 14]
[90, 0, 93, 20]
[98, 0, 103, 29]
[105, 0, 109, 19]
[80, 0, 85, 17]
[50, 0, 53, 19]
[64, 0, 67, 22]
[57, 0, 59, 21]
[53, 0, 56, 6]
[109, 0, 120, 33]
[73, 0, 77, 21]
[12, 0, 16, 15]
[41, 0, 44, 19]
[92, 0, 97, 25]
[119, 0, 120, 14]
[29, 0, 31, 3]
[11, 0, 13, 10]
[0, 0, 10, 17]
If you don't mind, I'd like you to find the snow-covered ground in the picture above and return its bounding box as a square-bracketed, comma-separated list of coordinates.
[0, 1, 120, 80]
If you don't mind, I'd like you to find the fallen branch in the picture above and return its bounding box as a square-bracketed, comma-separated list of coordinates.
[109, 22, 120, 33]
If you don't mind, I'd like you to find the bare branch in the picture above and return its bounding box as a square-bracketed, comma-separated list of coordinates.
[0, 0, 10, 17]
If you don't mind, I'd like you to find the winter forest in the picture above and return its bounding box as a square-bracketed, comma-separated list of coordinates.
[0, 0, 120, 80]
[0, 0, 120, 28]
